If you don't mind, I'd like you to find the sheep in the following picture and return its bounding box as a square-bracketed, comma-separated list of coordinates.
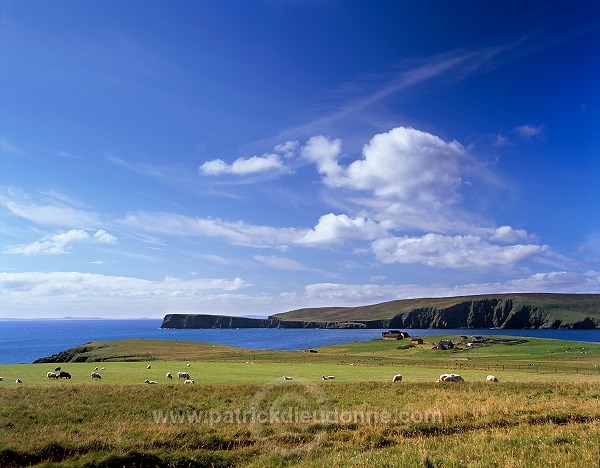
[94, 367, 99, 371]
[15, 378, 22, 383]
[54, 367, 61, 372]
[184, 379, 195, 384]
[392, 374, 403, 382]
[186, 362, 191, 367]
[486, 375, 499, 382]
[101, 367, 106, 370]
[147, 365, 151, 369]
[322, 376, 329, 380]
[47, 372, 59, 379]
[177, 372, 190, 380]
[91, 372, 102, 380]
[283, 376, 293, 380]
[166, 372, 173, 379]
[0, 377, 3, 382]
[145, 379, 158, 384]
[58, 371, 71, 379]
[436, 373, 464, 383]
[327, 376, 335, 380]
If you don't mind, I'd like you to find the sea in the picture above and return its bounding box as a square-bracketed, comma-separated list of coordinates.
[0, 319, 598, 364]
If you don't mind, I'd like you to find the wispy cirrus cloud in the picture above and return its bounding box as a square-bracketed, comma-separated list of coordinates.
[514, 124, 545, 139]
[0, 186, 101, 228]
[119, 211, 306, 248]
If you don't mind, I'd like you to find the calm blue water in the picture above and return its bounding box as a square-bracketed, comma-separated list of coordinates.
[0, 319, 598, 364]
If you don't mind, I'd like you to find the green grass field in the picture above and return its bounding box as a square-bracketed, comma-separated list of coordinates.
[1, 336, 599, 467]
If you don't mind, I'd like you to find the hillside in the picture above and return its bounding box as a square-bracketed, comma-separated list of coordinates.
[270, 293, 600, 329]
[162, 293, 600, 329]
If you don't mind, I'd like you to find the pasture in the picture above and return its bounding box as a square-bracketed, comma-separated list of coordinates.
[0, 336, 599, 467]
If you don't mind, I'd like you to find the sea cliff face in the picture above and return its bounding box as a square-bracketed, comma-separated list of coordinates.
[161, 297, 600, 330]
[160, 314, 372, 329]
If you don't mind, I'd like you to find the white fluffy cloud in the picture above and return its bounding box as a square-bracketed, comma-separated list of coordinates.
[4, 229, 117, 255]
[199, 140, 298, 176]
[371, 233, 547, 269]
[302, 127, 468, 206]
[490, 225, 536, 243]
[301, 135, 343, 182]
[301, 213, 385, 244]
[0, 271, 247, 318]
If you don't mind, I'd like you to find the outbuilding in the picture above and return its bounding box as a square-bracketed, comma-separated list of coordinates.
[434, 340, 455, 350]
[382, 330, 411, 340]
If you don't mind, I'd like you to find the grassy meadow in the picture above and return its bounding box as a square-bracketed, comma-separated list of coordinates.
[0, 335, 599, 467]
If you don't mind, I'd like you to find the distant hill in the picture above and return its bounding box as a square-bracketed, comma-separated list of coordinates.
[272, 293, 600, 329]
[161, 293, 600, 329]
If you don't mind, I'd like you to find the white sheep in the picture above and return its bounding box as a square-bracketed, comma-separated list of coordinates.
[94, 367, 99, 371]
[15, 378, 22, 383]
[283, 376, 293, 380]
[322, 376, 329, 380]
[436, 373, 464, 383]
[166, 372, 173, 379]
[91, 372, 102, 379]
[392, 374, 403, 382]
[177, 372, 190, 379]
[186, 362, 191, 367]
[47, 372, 58, 379]
[184, 379, 195, 384]
[147, 365, 151, 369]
[145, 379, 158, 384]
[486, 375, 499, 382]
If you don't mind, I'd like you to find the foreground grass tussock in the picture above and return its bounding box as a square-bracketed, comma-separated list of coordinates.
[1, 381, 598, 467]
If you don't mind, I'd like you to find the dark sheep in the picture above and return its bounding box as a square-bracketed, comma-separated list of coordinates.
[58, 371, 71, 379]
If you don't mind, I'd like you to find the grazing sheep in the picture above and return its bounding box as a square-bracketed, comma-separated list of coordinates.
[186, 362, 191, 367]
[147, 365, 151, 369]
[166, 372, 173, 379]
[0, 377, 3, 382]
[177, 372, 190, 380]
[486, 375, 499, 382]
[392, 374, 403, 382]
[54, 367, 61, 372]
[47, 372, 59, 379]
[101, 367, 106, 370]
[283, 376, 293, 380]
[327, 376, 335, 380]
[436, 373, 464, 383]
[94, 367, 99, 371]
[91, 372, 102, 380]
[58, 371, 71, 379]
[145, 379, 158, 384]
[15, 378, 22, 383]
[184, 379, 195, 384]
[322, 376, 329, 380]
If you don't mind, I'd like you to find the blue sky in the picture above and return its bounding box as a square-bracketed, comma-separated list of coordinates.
[1, 0, 599, 318]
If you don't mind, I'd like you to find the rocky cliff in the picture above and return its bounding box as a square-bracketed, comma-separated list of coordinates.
[161, 295, 600, 330]
[160, 314, 372, 329]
